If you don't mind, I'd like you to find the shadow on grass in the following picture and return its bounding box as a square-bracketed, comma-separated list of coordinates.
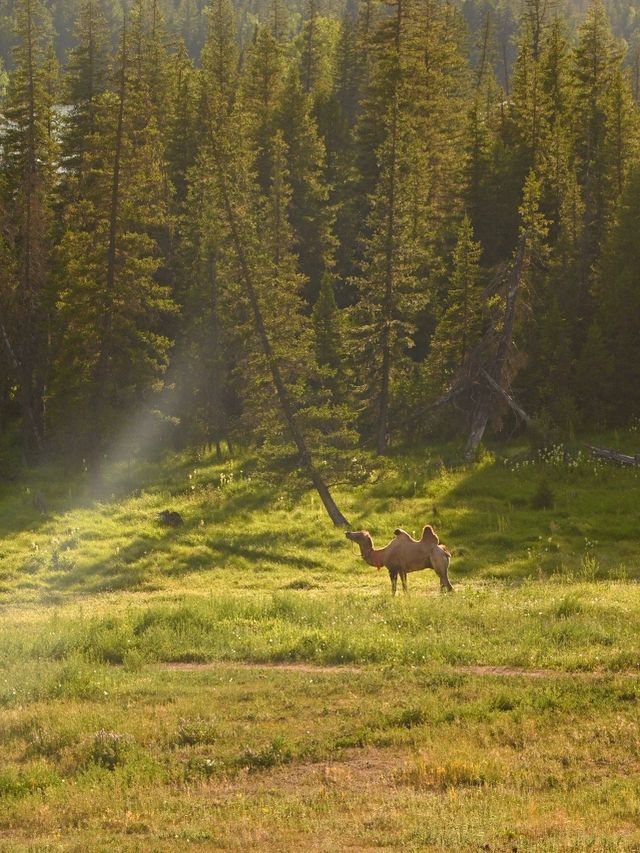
[43, 522, 324, 596]
[0, 447, 245, 541]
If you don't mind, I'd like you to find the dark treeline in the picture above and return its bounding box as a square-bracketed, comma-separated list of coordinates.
[0, 0, 639, 479]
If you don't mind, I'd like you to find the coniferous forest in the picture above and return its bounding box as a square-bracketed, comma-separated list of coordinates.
[1, 0, 639, 508]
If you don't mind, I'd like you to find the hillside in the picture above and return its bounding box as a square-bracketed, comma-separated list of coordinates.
[1, 440, 640, 850]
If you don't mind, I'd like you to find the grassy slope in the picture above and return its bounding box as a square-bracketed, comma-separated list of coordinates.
[1, 437, 640, 851]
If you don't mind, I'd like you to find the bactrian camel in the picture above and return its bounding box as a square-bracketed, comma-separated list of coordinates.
[346, 525, 453, 594]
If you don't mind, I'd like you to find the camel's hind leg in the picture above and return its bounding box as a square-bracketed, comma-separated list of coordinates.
[389, 569, 398, 596]
[437, 566, 454, 592]
[432, 551, 454, 592]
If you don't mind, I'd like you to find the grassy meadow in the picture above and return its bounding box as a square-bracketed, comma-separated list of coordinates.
[1, 436, 640, 851]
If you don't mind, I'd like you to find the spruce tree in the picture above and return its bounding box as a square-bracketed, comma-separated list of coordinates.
[425, 216, 484, 384]
[0, 0, 57, 457]
[573, 0, 623, 278]
[275, 67, 334, 304]
[312, 272, 347, 397]
[241, 25, 285, 194]
[353, 0, 468, 453]
[52, 12, 176, 459]
[196, 0, 351, 524]
[591, 166, 640, 420]
[61, 0, 110, 181]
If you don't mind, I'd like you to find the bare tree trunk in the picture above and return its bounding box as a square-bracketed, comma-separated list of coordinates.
[0, 316, 43, 453]
[464, 231, 528, 460]
[94, 15, 126, 401]
[210, 137, 350, 528]
[479, 368, 535, 428]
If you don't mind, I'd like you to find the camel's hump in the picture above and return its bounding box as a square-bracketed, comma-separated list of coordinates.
[393, 528, 411, 538]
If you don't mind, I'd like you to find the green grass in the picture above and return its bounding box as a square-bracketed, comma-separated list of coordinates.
[1, 436, 640, 850]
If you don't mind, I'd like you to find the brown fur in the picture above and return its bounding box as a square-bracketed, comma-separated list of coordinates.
[346, 525, 453, 594]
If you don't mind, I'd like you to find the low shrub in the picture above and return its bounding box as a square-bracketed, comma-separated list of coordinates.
[175, 717, 217, 746]
[89, 730, 134, 770]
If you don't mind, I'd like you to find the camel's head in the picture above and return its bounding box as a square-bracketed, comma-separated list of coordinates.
[345, 530, 373, 551]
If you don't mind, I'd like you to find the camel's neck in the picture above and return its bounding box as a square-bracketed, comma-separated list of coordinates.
[360, 540, 383, 568]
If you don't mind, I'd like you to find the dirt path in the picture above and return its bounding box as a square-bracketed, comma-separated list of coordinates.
[159, 660, 361, 674]
[156, 660, 639, 679]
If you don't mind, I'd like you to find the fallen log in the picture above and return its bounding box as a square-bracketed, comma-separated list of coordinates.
[585, 445, 640, 467]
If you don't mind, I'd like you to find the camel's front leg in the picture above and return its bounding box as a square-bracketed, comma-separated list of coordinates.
[389, 569, 398, 596]
[400, 571, 408, 594]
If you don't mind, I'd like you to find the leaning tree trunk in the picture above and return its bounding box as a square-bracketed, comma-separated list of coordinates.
[464, 230, 528, 461]
[210, 137, 350, 528]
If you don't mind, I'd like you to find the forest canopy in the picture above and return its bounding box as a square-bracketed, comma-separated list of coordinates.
[0, 0, 639, 480]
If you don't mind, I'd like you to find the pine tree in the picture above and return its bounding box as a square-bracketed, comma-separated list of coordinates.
[590, 166, 640, 420]
[172, 0, 239, 451]
[603, 68, 638, 198]
[242, 25, 285, 194]
[353, 0, 468, 453]
[61, 0, 110, 181]
[465, 10, 504, 261]
[268, 0, 289, 43]
[276, 68, 334, 304]
[312, 272, 347, 396]
[573, 0, 623, 275]
[51, 13, 176, 459]
[165, 44, 197, 207]
[356, 101, 418, 454]
[425, 216, 484, 384]
[299, 0, 322, 95]
[195, 0, 352, 524]
[538, 16, 573, 231]
[0, 0, 57, 457]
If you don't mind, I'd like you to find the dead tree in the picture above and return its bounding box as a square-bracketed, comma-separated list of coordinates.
[586, 445, 640, 467]
[464, 231, 529, 459]
[427, 230, 536, 457]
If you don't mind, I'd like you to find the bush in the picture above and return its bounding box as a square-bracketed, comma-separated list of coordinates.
[239, 735, 293, 770]
[175, 717, 217, 746]
[393, 707, 426, 729]
[89, 730, 133, 770]
[531, 479, 554, 509]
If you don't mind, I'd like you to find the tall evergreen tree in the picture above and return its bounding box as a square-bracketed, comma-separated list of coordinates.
[196, 0, 352, 524]
[590, 166, 640, 421]
[276, 68, 334, 304]
[242, 25, 285, 194]
[52, 12, 176, 459]
[353, 0, 468, 453]
[425, 216, 484, 384]
[0, 0, 57, 457]
[61, 0, 110, 181]
[354, 0, 417, 455]
[573, 0, 623, 279]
